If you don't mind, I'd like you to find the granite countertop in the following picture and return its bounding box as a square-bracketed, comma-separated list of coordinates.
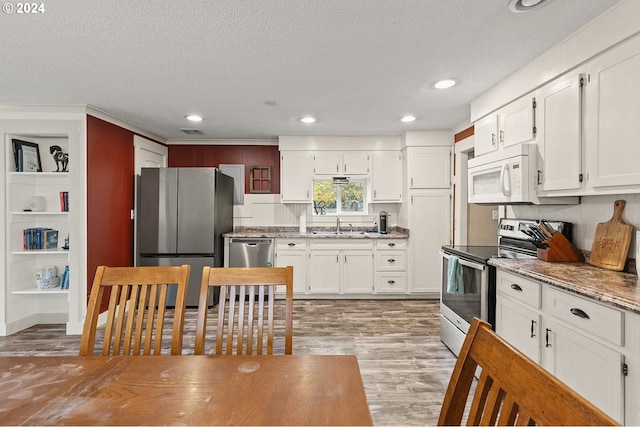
[224, 226, 409, 240]
[489, 258, 640, 315]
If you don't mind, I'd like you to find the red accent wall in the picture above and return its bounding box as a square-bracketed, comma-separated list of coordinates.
[168, 145, 280, 194]
[86, 116, 136, 308]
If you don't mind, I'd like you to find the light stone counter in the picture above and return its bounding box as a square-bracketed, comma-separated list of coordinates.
[224, 226, 409, 240]
[489, 258, 640, 314]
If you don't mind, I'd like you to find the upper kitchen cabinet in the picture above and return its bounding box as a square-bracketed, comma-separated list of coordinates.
[584, 34, 640, 192]
[371, 151, 402, 202]
[313, 151, 370, 175]
[474, 95, 537, 157]
[280, 151, 312, 203]
[407, 146, 451, 189]
[537, 72, 584, 195]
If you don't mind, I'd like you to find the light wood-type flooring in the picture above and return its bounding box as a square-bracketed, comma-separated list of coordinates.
[0, 299, 457, 426]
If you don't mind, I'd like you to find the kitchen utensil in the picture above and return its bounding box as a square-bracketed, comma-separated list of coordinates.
[589, 200, 633, 271]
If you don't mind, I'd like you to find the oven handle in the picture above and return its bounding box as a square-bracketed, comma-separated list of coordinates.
[440, 251, 486, 271]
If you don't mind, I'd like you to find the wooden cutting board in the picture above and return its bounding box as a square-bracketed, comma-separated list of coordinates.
[589, 200, 633, 271]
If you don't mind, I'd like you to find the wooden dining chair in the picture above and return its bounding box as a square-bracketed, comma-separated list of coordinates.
[438, 317, 618, 426]
[195, 266, 293, 355]
[79, 265, 190, 356]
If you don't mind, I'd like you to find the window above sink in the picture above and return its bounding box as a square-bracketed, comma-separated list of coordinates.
[312, 178, 367, 216]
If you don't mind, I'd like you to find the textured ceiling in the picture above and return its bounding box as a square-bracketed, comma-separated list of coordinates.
[0, 0, 619, 141]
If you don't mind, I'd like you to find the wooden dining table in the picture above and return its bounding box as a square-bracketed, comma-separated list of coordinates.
[0, 354, 373, 426]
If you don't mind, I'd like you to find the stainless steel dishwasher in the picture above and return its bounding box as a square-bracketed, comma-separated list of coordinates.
[228, 238, 275, 268]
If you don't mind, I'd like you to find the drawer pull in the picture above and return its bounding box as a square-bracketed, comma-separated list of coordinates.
[288, 243, 296, 246]
[570, 308, 590, 319]
[387, 280, 396, 285]
[387, 259, 396, 263]
[545, 328, 552, 348]
[530, 320, 536, 338]
[510, 284, 523, 292]
[388, 243, 395, 247]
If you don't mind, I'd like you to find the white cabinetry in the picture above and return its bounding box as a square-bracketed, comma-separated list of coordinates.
[408, 190, 450, 294]
[374, 239, 407, 294]
[474, 95, 536, 157]
[280, 151, 312, 202]
[275, 239, 307, 295]
[584, 34, 640, 191]
[406, 146, 450, 189]
[308, 240, 374, 294]
[495, 270, 625, 423]
[2, 119, 83, 336]
[536, 73, 583, 194]
[313, 151, 370, 175]
[371, 151, 402, 202]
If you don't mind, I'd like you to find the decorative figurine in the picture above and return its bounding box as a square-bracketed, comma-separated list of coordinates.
[50, 145, 69, 172]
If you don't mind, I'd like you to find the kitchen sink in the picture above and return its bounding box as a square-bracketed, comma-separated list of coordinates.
[311, 231, 374, 236]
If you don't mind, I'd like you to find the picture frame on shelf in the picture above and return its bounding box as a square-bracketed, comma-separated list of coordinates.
[11, 139, 42, 172]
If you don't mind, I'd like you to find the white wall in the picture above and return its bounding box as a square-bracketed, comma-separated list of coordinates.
[507, 194, 640, 254]
[233, 194, 400, 231]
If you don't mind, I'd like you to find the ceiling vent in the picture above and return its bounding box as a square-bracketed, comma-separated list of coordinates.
[179, 128, 204, 135]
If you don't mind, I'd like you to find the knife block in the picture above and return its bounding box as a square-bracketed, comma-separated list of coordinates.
[537, 233, 585, 262]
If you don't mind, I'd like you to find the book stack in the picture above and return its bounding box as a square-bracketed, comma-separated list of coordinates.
[23, 228, 58, 250]
[60, 265, 70, 289]
[59, 191, 69, 212]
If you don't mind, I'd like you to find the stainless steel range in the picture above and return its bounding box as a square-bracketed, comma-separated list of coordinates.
[439, 218, 573, 356]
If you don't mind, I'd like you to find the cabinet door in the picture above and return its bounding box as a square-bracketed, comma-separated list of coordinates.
[276, 251, 307, 294]
[280, 152, 312, 202]
[409, 190, 450, 293]
[541, 318, 624, 423]
[473, 114, 498, 156]
[342, 152, 370, 175]
[372, 151, 402, 201]
[584, 35, 640, 189]
[496, 296, 541, 363]
[313, 151, 341, 175]
[342, 251, 374, 294]
[308, 251, 340, 293]
[499, 95, 536, 148]
[407, 147, 451, 189]
[537, 73, 583, 193]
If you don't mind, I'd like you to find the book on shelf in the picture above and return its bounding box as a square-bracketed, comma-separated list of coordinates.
[59, 191, 69, 212]
[60, 265, 69, 289]
[23, 227, 59, 250]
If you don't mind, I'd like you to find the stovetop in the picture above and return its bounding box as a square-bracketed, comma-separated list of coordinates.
[441, 245, 500, 263]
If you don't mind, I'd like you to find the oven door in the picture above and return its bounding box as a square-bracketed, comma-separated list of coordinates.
[440, 251, 488, 329]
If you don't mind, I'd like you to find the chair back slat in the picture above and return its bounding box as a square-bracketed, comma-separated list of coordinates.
[195, 267, 294, 355]
[79, 265, 190, 356]
[438, 317, 619, 426]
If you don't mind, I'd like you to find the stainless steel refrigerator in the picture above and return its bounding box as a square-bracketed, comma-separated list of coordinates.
[136, 167, 234, 306]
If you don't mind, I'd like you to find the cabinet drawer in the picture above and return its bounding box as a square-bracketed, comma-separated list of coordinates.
[375, 239, 407, 250]
[376, 273, 406, 293]
[543, 287, 623, 346]
[497, 271, 541, 308]
[276, 239, 307, 250]
[375, 251, 406, 271]
[309, 240, 374, 250]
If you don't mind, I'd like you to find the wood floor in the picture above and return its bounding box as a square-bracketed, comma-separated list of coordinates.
[0, 299, 457, 426]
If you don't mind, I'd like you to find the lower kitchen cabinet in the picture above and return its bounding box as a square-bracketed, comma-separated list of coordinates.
[275, 239, 308, 295]
[308, 250, 341, 294]
[375, 239, 407, 294]
[308, 241, 374, 295]
[495, 269, 626, 424]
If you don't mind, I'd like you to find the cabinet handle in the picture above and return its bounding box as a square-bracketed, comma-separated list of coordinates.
[344, 254, 347, 263]
[387, 259, 396, 263]
[343, 164, 346, 173]
[491, 133, 496, 146]
[545, 328, 552, 348]
[499, 130, 504, 144]
[530, 320, 536, 338]
[288, 243, 295, 246]
[411, 177, 414, 187]
[570, 308, 590, 319]
[510, 284, 523, 292]
[336, 164, 339, 173]
[388, 243, 395, 247]
[387, 280, 396, 285]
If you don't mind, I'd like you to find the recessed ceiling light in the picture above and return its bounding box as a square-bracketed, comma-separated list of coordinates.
[508, 0, 550, 13]
[300, 116, 316, 124]
[401, 115, 416, 123]
[186, 115, 203, 122]
[434, 79, 456, 89]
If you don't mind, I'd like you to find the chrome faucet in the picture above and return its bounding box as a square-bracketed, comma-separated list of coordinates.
[336, 216, 341, 234]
